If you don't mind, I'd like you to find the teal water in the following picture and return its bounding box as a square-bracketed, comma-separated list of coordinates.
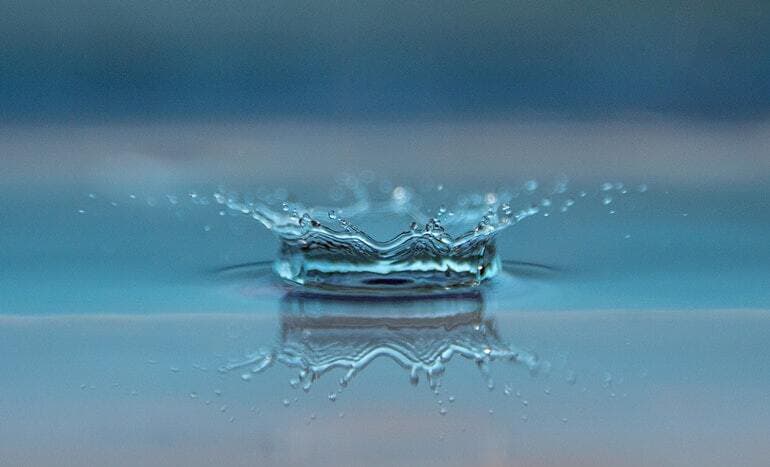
[1, 123, 770, 467]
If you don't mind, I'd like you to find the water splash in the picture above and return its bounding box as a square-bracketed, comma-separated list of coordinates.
[210, 176, 631, 292]
[218, 291, 545, 391]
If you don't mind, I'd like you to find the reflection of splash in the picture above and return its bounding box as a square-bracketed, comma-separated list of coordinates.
[219, 291, 544, 391]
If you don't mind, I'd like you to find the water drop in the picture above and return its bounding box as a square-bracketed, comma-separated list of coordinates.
[392, 186, 408, 203]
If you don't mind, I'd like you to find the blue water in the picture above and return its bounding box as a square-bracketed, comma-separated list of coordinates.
[1, 123, 770, 466]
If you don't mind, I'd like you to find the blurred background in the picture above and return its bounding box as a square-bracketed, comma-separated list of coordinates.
[3, 0, 770, 120]
[1, 0, 769, 186]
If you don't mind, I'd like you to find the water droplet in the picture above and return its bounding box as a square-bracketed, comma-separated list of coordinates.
[602, 372, 613, 388]
[392, 186, 408, 203]
[439, 407, 448, 416]
[602, 196, 613, 205]
[282, 399, 291, 407]
[524, 180, 538, 192]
